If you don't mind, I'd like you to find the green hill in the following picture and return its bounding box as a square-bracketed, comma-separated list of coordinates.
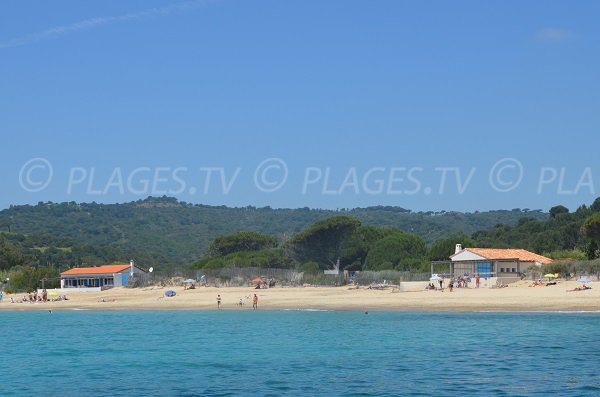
[0, 196, 548, 270]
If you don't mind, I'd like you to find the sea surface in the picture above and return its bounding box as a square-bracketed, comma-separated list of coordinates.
[0, 310, 599, 396]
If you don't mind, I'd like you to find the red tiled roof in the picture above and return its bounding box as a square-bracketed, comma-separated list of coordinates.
[61, 264, 130, 275]
[457, 248, 553, 264]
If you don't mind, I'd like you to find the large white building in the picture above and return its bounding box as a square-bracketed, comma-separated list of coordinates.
[449, 244, 553, 278]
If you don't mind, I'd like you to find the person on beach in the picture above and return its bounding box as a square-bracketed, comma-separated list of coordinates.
[217, 294, 222, 309]
[448, 276, 454, 292]
[475, 274, 480, 288]
[438, 279, 443, 290]
[0, 291, 3, 303]
[252, 294, 258, 310]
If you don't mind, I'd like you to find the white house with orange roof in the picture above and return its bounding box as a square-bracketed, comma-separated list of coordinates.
[60, 260, 147, 290]
[449, 244, 552, 279]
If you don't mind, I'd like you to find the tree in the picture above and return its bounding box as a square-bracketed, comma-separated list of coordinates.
[428, 235, 475, 261]
[363, 233, 427, 271]
[299, 261, 321, 273]
[340, 225, 400, 268]
[585, 240, 599, 260]
[194, 248, 293, 269]
[287, 216, 361, 270]
[582, 213, 600, 242]
[591, 197, 600, 213]
[0, 236, 27, 270]
[0, 217, 12, 232]
[208, 231, 278, 257]
[4, 266, 59, 293]
[549, 205, 569, 218]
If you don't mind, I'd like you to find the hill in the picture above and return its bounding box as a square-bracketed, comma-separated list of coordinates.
[0, 196, 547, 269]
[473, 202, 600, 257]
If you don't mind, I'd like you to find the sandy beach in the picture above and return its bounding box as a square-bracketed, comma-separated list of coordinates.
[1, 281, 599, 312]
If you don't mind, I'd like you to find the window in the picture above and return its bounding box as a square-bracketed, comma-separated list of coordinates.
[476, 263, 492, 278]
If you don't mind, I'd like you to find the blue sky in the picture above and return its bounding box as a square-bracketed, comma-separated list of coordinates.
[1, 0, 598, 212]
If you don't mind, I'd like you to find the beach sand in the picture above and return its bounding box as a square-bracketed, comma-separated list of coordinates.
[1, 281, 599, 312]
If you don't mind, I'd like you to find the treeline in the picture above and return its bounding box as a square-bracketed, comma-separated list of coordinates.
[192, 218, 434, 273]
[3, 196, 600, 292]
[192, 197, 600, 273]
[473, 198, 600, 259]
[0, 196, 546, 270]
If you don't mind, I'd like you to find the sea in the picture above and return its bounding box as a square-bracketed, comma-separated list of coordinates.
[0, 310, 599, 396]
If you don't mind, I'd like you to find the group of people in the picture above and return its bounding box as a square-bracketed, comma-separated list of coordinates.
[2, 289, 69, 304]
[22, 289, 48, 302]
[453, 275, 472, 289]
[426, 274, 482, 292]
[255, 279, 276, 289]
[216, 293, 259, 309]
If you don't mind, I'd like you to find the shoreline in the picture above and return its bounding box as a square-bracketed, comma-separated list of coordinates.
[0, 307, 600, 314]
[1, 281, 599, 313]
[2, 307, 600, 312]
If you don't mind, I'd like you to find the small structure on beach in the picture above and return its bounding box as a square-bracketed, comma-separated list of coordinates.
[60, 260, 147, 289]
[448, 245, 553, 279]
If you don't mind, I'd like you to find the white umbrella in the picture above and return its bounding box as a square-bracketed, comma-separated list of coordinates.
[184, 279, 196, 284]
[430, 275, 443, 281]
[576, 277, 592, 283]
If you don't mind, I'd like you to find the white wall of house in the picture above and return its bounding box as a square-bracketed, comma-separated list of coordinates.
[114, 267, 147, 286]
[497, 261, 519, 274]
[113, 272, 124, 287]
[451, 250, 486, 262]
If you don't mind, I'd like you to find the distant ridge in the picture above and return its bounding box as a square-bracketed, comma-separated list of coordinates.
[0, 196, 547, 267]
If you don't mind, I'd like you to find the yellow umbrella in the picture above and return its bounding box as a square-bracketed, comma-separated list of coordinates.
[544, 274, 557, 278]
[48, 291, 60, 296]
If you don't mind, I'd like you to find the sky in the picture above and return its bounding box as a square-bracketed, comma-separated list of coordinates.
[1, 0, 599, 212]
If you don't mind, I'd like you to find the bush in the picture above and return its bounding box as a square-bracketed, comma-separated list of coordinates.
[363, 234, 427, 270]
[545, 249, 587, 260]
[193, 248, 293, 269]
[301, 273, 342, 286]
[299, 261, 321, 274]
[541, 262, 570, 276]
[2, 266, 59, 293]
[345, 261, 363, 271]
[379, 261, 395, 270]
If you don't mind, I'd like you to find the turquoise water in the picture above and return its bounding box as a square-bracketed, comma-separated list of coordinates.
[1, 311, 599, 396]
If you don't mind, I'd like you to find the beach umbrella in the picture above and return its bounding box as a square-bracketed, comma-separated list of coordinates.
[544, 274, 557, 278]
[576, 277, 592, 283]
[430, 275, 442, 281]
[183, 279, 196, 284]
[164, 290, 176, 297]
[251, 277, 263, 283]
[48, 291, 60, 297]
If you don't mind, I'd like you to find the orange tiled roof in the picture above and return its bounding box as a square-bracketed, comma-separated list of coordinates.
[61, 264, 130, 275]
[463, 248, 553, 264]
